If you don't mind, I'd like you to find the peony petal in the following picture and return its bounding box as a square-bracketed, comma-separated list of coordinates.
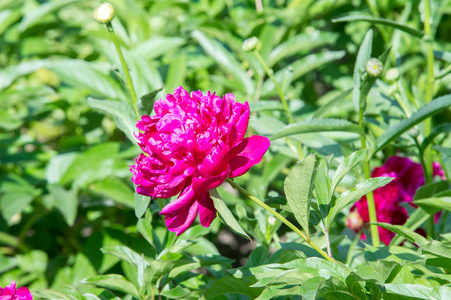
[159, 186, 199, 235]
[228, 135, 270, 178]
[198, 193, 217, 227]
[192, 165, 230, 193]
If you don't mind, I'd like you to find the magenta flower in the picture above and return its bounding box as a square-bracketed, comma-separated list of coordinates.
[0, 281, 32, 300]
[348, 156, 446, 245]
[131, 87, 270, 235]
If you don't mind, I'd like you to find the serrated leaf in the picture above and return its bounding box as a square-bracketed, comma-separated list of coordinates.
[328, 177, 394, 225]
[284, 154, 319, 237]
[333, 15, 424, 38]
[87, 98, 137, 143]
[270, 119, 362, 141]
[210, 189, 250, 240]
[375, 95, 451, 154]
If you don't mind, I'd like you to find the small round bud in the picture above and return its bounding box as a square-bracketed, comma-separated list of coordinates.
[385, 68, 399, 82]
[408, 127, 419, 138]
[94, 2, 115, 24]
[365, 58, 383, 77]
[242, 37, 259, 52]
[346, 211, 364, 232]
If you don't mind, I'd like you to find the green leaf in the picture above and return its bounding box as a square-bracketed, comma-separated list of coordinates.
[50, 60, 127, 101]
[434, 145, 451, 157]
[192, 30, 254, 96]
[48, 184, 78, 226]
[160, 286, 190, 299]
[421, 123, 451, 151]
[370, 222, 429, 246]
[375, 95, 451, 154]
[251, 270, 315, 287]
[165, 54, 187, 94]
[256, 285, 302, 300]
[267, 31, 338, 67]
[0, 175, 40, 225]
[390, 208, 430, 246]
[270, 119, 362, 141]
[134, 193, 151, 218]
[313, 89, 352, 118]
[45, 153, 78, 184]
[250, 101, 285, 112]
[19, 0, 80, 31]
[284, 154, 319, 237]
[413, 197, 451, 214]
[132, 37, 185, 61]
[328, 177, 394, 225]
[90, 178, 135, 209]
[298, 277, 324, 300]
[333, 15, 425, 39]
[101, 246, 149, 287]
[246, 245, 269, 267]
[314, 156, 332, 208]
[331, 149, 367, 196]
[263, 51, 345, 96]
[140, 87, 163, 115]
[87, 98, 137, 143]
[0, 60, 47, 91]
[382, 284, 451, 300]
[204, 276, 263, 299]
[210, 189, 250, 240]
[351, 29, 373, 111]
[316, 276, 358, 300]
[421, 240, 451, 269]
[81, 274, 139, 298]
[33, 289, 75, 300]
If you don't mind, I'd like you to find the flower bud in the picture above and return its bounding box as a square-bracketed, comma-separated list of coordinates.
[242, 37, 260, 52]
[365, 58, 383, 77]
[94, 2, 115, 24]
[346, 211, 364, 232]
[385, 68, 399, 82]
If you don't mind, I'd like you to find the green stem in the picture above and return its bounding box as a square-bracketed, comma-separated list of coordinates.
[253, 50, 293, 123]
[106, 22, 139, 119]
[423, 0, 434, 184]
[359, 97, 380, 247]
[226, 178, 336, 263]
[424, 0, 435, 238]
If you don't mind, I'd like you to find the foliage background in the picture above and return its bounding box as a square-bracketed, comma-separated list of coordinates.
[1, 0, 451, 299]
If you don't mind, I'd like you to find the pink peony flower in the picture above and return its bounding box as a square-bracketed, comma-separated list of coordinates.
[0, 281, 32, 300]
[131, 87, 270, 235]
[349, 156, 446, 245]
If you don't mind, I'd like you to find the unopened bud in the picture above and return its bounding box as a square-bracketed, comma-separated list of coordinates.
[365, 58, 383, 77]
[242, 37, 259, 52]
[346, 211, 364, 232]
[94, 2, 115, 24]
[385, 68, 399, 82]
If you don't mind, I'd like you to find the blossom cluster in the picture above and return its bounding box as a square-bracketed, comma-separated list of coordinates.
[348, 156, 445, 245]
[131, 87, 270, 235]
[0, 281, 32, 300]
